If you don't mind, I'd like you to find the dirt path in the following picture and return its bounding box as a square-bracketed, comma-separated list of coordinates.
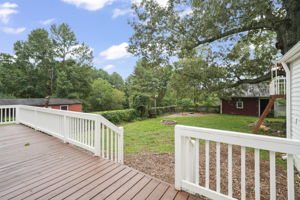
[125, 144, 300, 200]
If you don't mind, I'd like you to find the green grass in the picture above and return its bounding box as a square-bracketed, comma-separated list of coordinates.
[123, 114, 285, 155]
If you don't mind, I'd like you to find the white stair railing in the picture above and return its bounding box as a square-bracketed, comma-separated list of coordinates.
[270, 76, 286, 95]
[175, 125, 300, 200]
[0, 105, 123, 163]
[0, 106, 17, 125]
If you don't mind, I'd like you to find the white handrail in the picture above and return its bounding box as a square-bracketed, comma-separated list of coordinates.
[175, 125, 300, 200]
[0, 105, 124, 163]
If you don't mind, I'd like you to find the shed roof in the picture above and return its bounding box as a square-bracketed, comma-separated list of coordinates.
[231, 83, 270, 98]
[0, 98, 81, 106]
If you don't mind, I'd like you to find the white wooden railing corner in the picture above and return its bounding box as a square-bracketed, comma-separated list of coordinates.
[0, 105, 124, 164]
[175, 124, 300, 200]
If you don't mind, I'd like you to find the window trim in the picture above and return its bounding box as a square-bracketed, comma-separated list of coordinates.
[60, 105, 68, 110]
[236, 100, 244, 109]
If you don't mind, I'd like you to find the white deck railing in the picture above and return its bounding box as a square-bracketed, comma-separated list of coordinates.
[175, 125, 300, 200]
[0, 105, 123, 163]
[0, 106, 17, 124]
[270, 76, 286, 95]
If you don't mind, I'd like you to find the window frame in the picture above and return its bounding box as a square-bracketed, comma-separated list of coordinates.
[60, 105, 68, 111]
[236, 100, 244, 109]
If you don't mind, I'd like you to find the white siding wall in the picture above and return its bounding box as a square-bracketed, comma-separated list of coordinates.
[290, 58, 300, 169]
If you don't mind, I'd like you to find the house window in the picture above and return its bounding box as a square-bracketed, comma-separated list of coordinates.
[236, 100, 244, 109]
[60, 105, 68, 110]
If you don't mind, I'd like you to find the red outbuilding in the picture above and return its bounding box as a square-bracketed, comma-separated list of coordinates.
[0, 98, 82, 112]
[221, 83, 276, 117]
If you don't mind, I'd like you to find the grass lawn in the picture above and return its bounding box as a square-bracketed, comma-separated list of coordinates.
[123, 114, 285, 155]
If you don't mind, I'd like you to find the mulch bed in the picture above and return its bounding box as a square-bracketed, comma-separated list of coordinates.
[125, 144, 300, 200]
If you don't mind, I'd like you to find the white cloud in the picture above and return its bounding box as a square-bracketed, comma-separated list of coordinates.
[99, 42, 131, 60]
[40, 18, 56, 25]
[132, 0, 168, 7]
[1, 27, 25, 34]
[103, 64, 115, 70]
[112, 8, 131, 19]
[61, 0, 116, 11]
[0, 2, 18, 24]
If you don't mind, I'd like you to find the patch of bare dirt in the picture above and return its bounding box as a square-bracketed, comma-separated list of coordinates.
[125, 144, 300, 200]
[165, 112, 216, 118]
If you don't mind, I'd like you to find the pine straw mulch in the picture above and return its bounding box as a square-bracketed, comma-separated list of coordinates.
[125, 144, 300, 200]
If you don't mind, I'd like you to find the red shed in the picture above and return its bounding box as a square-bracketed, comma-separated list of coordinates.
[0, 98, 82, 112]
[221, 83, 272, 117]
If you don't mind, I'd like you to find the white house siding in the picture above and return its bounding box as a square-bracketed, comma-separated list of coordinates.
[290, 54, 300, 170]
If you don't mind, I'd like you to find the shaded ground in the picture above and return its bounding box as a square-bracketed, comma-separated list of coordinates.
[125, 144, 300, 200]
[165, 112, 216, 118]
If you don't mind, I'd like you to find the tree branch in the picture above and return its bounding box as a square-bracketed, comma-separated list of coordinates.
[189, 23, 271, 50]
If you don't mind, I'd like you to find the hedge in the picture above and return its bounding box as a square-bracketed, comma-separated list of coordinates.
[93, 109, 139, 124]
[93, 106, 177, 123]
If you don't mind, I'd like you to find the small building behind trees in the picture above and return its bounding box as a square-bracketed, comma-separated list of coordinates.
[0, 98, 82, 112]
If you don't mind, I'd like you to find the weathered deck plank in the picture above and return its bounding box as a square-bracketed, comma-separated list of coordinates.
[0, 124, 198, 200]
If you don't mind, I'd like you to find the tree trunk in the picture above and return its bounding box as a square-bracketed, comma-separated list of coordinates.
[276, 0, 300, 54]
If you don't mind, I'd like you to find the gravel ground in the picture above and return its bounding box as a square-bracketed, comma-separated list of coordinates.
[125, 144, 300, 200]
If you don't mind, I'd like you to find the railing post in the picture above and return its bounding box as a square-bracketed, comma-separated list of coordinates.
[118, 127, 124, 163]
[34, 107, 38, 130]
[95, 117, 101, 156]
[15, 105, 20, 124]
[175, 125, 182, 190]
[63, 115, 68, 143]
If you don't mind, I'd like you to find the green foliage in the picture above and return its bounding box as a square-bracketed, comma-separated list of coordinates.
[127, 59, 172, 106]
[93, 109, 139, 124]
[132, 93, 151, 117]
[177, 98, 194, 111]
[0, 23, 127, 112]
[88, 78, 125, 111]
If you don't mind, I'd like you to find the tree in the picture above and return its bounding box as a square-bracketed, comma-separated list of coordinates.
[127, 59, 172, 105]
[129, 0, 299, 85]
[88, 78, 125, 111]
[14, 28, 55, 97]
[50, 23, 93, 65]
[171, 51, 225, 104]
[109, 72, 125, 91]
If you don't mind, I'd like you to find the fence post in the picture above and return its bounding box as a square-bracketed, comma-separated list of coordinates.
[95, 117, 101, 156]
[175, 125, 182, 190]
[118, 127, 124, 163]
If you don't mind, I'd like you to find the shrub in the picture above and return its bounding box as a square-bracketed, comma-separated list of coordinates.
[93, 109, 139, 124]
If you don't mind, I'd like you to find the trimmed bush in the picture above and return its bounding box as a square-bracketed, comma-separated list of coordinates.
[93, 109, 139, 124]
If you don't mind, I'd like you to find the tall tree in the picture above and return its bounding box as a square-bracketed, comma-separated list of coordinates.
[14, 28, 55, 96]
[129, 0, 299, 84]
[50, 23, 93, 65]
[127, 59, 172, 105]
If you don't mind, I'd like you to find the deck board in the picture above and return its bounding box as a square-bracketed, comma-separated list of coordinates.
[0, 124, 200, 200]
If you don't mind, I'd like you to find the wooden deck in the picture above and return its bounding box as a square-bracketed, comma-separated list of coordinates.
[0, 124, 196, 200]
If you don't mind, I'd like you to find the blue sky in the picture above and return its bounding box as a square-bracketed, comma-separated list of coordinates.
[0, 0, 164, 78]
